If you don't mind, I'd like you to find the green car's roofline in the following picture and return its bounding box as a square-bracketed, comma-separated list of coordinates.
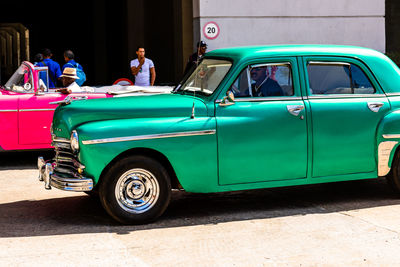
[205, 44, 383, 60]
[205, 44, 400, 95]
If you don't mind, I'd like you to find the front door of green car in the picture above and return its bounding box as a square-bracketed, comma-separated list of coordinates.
[303, 57, 390, 178]
[216, 58, 308, 185]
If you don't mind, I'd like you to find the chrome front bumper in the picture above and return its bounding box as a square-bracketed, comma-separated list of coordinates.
[37, 157, 93, 191]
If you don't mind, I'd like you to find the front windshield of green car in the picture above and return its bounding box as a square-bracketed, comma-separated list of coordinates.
[177, 59, 232, 96]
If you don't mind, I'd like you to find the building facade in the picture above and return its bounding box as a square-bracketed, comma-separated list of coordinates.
[0, 0, 394, 85]
[193, 0, 385, 52]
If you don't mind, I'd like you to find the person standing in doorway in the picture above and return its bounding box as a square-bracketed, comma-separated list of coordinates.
[183, 40, 207, 76]
[130, 46, 156, 86]
[36, 48, 62, 88]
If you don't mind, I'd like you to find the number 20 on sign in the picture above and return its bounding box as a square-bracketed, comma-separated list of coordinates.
[203, 21, 220, 40]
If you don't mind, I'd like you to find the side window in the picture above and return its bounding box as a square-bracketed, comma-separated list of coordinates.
[230, 63, 293, 97]
[36, 67, 49, 92]
[307, 62, 375, 95]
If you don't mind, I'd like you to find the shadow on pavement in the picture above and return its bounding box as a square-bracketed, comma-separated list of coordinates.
[0, 150, 54, 170]
[1, 178, 399, 238]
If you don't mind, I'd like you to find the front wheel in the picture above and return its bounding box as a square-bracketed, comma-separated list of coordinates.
[99, 156, 171, 224]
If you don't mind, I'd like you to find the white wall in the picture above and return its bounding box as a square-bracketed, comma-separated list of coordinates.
[193, 0, 385, 52]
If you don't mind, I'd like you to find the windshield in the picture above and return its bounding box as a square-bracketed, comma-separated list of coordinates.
[176, 59, 232, 96]
[4, 64, 34, 93]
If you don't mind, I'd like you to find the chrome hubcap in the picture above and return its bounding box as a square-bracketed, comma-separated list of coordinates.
[126, 180, 145, 199]
[115, 168, 160, 214]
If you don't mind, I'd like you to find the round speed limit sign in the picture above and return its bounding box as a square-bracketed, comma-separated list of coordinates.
[203, 21, 220, 40]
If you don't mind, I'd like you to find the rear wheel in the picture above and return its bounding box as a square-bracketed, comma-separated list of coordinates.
[99, 155, 171, 224]
[387, 149, 400, 193]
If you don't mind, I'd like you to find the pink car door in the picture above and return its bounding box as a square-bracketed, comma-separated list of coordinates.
[18, 93, 67, 145]
[0, 92, 19, 150]
[18, 92, 109, 145]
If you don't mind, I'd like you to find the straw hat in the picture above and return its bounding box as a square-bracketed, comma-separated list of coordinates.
[60, 67, 79, 79]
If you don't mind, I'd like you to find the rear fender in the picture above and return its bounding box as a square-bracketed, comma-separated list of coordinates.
[377, 110, 400, 176]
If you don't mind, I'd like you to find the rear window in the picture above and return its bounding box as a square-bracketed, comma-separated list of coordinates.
[307, 62, 375, 95]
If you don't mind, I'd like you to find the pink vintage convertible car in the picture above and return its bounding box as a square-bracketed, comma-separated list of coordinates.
[0, 61, 171, 151]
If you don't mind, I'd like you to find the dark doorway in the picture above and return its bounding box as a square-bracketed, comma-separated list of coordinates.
[0, 0, 192, 85]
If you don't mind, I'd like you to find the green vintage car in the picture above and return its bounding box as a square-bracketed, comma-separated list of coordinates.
[38, 45, 400, 224]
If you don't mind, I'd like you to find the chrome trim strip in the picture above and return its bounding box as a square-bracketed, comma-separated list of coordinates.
[20, 108, 56, 112]
[308, 94, 384, 99]
[308, 61, 350, 66]
[383, 134, 400, 139]
[216, 97, 302, 103]
[82, 130, 217, 145]
[251, 62, 291, 68]
[0, 109, 18, 112]
[386, 93, 400, 97]
[378, 141, 398, 176]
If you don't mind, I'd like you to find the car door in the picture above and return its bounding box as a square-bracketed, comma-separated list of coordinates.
[302, 57, 390, 178]
[216, 58, 308, 185]
[18, 92, 67, 145]
[0, 92, 19, 150]
[18, 90, 110, 146]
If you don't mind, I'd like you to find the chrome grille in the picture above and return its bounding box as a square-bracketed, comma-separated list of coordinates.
[52, 137, 85, 178]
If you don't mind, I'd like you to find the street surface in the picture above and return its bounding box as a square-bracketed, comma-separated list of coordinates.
[1, 151, 400, 266]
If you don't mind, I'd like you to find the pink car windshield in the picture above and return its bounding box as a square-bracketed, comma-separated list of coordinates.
[4, 64, 34, 93]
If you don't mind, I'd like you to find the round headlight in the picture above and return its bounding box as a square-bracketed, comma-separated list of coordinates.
[70, 130, 79, 153]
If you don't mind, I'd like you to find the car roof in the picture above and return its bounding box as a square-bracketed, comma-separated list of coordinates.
[206, 44, 400, 94]
[206, 44, 382, 60]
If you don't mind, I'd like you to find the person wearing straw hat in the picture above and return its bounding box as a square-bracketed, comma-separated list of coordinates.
[56, 67, 82, 94]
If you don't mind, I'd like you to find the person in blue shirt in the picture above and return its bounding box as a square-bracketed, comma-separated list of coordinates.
[62, 50, 86, 86]
[36, 48, 62, 88]
[62, 50, 84, 71]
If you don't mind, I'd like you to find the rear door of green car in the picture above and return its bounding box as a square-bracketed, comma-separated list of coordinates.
[301, 56, 390, 178]
[216, 57, 308, 185]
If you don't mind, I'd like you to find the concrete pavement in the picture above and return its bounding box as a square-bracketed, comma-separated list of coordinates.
[1, 152, 400, 266]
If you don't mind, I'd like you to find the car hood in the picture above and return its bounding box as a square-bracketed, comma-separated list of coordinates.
[52, 93, 208, 139]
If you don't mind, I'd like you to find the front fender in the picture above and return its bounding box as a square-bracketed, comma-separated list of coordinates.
[76, 116, 218, 192]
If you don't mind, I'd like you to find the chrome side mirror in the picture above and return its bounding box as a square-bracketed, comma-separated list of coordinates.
[219, 91, 235, 107]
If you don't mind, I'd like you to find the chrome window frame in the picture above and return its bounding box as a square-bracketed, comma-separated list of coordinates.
[307, 94, 386, 99]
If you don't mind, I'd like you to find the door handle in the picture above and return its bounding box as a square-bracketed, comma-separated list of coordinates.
[287, 105, 304, 116]
[368, 102, 383, 113]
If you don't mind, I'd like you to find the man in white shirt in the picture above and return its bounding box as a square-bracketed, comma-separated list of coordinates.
[130, 47, 156, 86]
[57, 67, 82, 94]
